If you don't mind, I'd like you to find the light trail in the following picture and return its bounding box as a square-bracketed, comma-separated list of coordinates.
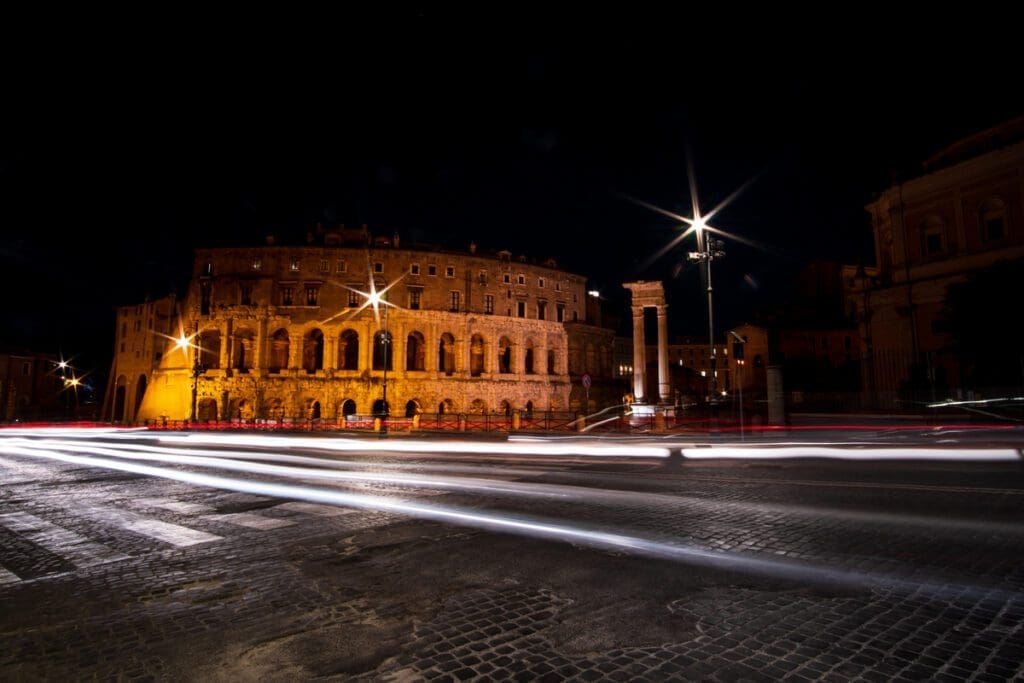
[8, 442, 1019, 602]
[679, 445, 1021, 462]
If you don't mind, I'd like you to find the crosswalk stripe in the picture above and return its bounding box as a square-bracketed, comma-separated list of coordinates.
[122, 519, 222, 547]
[277, 502, 354, 517]
[208, 512, 295, 530]
[0, 511, 129, 567]
[134, 497, 216, 514]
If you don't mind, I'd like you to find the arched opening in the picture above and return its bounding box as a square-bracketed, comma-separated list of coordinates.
[405, 399, 421, 417]
[373, 331, 393, 371]
[198, 398, 218, 422]
[310, 400, 321, 420]
[113, 375, 127, 422]
[406, 331, 426, 371]
[233, 329, 255, 372]
[303, 329, 324, 373]
[135, 374, 147, 417]
[525, 400, 534, 418]
[525, 339, 536, 374]
[469, 399, 486, 414]
[230, 398, 250, 420]
[338, 329, 359, 370]
[498, 337, 513, 374]
[547, 350, 555, 374]
[470, 334, 485, 377]
[199, 330, 221, 369]
[268, 329, 290, 373]
[372, 399, 390, 416]
[438, 398, 454, 414]
[439, 333, 455, 376]
[340, 399, 357, 418]
[500, 399, 512, 416]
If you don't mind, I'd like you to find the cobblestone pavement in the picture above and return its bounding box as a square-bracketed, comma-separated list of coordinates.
[0, 432, 1022, 681]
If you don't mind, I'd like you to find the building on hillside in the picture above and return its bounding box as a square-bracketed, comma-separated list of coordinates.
[0, 348, 64, 421]
[843, 116, 1024, 407]
[130, 226, 615, 424]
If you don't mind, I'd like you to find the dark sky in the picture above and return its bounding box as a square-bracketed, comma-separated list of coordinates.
[3, 10, 1023, 380]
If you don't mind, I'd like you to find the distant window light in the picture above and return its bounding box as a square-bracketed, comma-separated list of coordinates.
[428, 264, 437, 277]
[374, 262, 383, 273]
[252, 258, 262, 271]
[446, 266, 455, 278]
[409, 290, 421, 310]
[203, 262, 213, 275]
[484, 294, 494, 314]
[411, 263, 420, 275]
[281, 287, 294, 306]
[336, 260, 347, 273]
[306, 286, 319, 306]
[319, 259, 329, 272]
[449, 290, 460, 312]
[348, 290, 359, 307]
[290, 259, 300, 272]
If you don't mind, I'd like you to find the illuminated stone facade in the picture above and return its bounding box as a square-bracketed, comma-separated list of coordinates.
[104, 295, 178, 423]
[133, 230, 602, 423]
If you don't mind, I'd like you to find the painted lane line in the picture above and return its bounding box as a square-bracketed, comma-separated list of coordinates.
[0, 511, 130, 567]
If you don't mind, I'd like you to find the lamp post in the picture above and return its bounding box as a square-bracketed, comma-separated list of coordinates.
[190, 355, 204, 424]
[380, 302, 390, 436]
[688, 230, 726, 403]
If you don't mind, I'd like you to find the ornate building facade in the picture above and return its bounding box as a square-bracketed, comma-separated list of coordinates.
[843, 116, 1024, 407]
[132, 227, 610, 424]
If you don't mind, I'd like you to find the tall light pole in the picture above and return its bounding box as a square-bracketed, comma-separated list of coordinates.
[190, 354, 204, 423]
[689, 227, 726, 403]
[380, 301, 390, 436]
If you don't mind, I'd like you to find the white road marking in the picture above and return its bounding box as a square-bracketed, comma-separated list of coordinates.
[206, 512, 295, 530]
[0, 566, 21, 585]
[0, 455, 58, 483]
[277, 502, 355, 517]
[134, 498, 216, 514]
[122, 519, 222, 547]
[0, 511, 129, 567]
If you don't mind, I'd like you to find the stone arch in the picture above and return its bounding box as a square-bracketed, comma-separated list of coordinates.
[470, 333, 485, 377]
[197, 398, 218, 422]
[372, 399, 390, 416]
[233, 328, 255, 372]
[469, 398, 486, 414]
[304, 398, 321, 420]
[264, 397, 285, 421]
[199, 329, 221, 369]
[405, 399, 421, 417]
[524, 338, 537, 374]
[499, 399, 512, 416]
[268, 329, 290, 373]
[498, 336, 513, 374]
[373, 331, 393, 371]
[524, 400, 535, 418]
[338, 329, 359, 370]
[406, 331, 426, 371]
[303, 328, 324, 373]
[547, 349, 556, 375]
[113, 374, 127, 422]
[438, 398, 454, 414]
[339, 399, 357, 418]
[439, 333, 456, 376]
[229, 398, 251, 420]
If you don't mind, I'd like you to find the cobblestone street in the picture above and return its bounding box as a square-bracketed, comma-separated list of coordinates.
[1, 431, 1022, 681]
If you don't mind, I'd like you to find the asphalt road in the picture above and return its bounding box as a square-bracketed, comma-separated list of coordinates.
[1, 428, 1022, 681]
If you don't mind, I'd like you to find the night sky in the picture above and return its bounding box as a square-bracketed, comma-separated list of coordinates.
[3, 10, 1022, 384]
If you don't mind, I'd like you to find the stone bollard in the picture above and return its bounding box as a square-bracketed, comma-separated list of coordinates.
[412, 414, 420, 431]
[373, 417, 381, 432]
[512, 411, 521, 431]
[654, 410, 667, 432]
[458, 414, 467, 432]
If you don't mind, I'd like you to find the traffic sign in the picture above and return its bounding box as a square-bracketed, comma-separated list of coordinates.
[581, 373, 592, 388]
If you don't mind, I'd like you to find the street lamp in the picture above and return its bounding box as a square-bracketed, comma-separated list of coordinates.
[380, 302, 390, 436]
[688, 226, 726, 403]
[190, 354, 204, 423]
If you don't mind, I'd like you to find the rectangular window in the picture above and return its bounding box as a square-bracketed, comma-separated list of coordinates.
[134, 319, 141, 331]
[503, 273, 511, 284]
[203, 262, 213, 276]
[409, 290, 422, 310]
[538, 277, 545, 288]
[21, 362, 31, 375]
[281, 287, 294, 306]
[484, 294, 494, 314]
[478, 269, 487, 284]
[374, 262, 383, 273]
[449, 291, 460, 312]
[517, 274, 526, 285]
[410, 263, 420, 275]
[428, 264, 437, 276]
[446, 265, 455, 278]
[241, 286, 252, 306]
[306, 286, 319, 306]
[538, 301, 547, 320]
[290, 259, 300, 272]
[252, 257, 262, 271]
[336, 260, 347, 273]
[556, 304, 564, 322]
[555, 281, 561, 292]
[200, 282, 211, 315]
[319, 259, 329, 273]
[573, 293, 578, 303]
[517, 301, 526, 318]
[348, 290, 359, 307]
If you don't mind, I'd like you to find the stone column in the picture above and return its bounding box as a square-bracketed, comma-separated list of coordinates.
[323, 335, 336, 371]
[631, 306, 646, 402]
[255, 317, 266, 372]
[657, 305, 670, 403]
[288, 328, 302, 370]
[219, 319, 231, 369]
